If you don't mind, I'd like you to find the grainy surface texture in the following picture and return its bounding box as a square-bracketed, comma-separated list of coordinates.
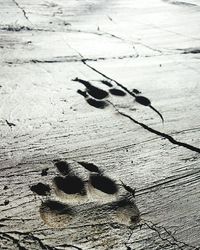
[0, 0, 200, 249]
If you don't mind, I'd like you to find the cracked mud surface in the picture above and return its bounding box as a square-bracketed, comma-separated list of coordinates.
[1, 0, 200, 249]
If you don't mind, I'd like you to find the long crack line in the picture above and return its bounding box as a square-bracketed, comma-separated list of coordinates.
[12, 0, 30, 23]
[110, 103, 200, 153]
[136, 169, 200, 195]
[117, 110, 200, 153]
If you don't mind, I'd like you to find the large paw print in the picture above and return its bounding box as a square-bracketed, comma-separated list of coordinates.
[30, 160, 140, 229]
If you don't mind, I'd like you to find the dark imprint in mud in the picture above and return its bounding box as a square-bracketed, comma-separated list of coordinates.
[77, 89, 109, 109]
[53, 160, 71, 176]
[30, 183, 51, 196]
[53, 176, 86, 195]
[89, 174, 118, 195]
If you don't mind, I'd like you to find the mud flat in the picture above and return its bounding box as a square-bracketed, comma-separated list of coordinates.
[0, 0, 200, 249]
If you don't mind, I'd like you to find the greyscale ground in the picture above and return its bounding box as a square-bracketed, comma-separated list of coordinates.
[0, 0, 200, 249]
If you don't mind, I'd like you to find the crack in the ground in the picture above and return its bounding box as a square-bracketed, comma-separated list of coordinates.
[68, 222, 117, 230]
[5, 51, 182, 65]
[136, 169, 200, 195]
[0, 232, 27, 250]
[163, 0, 198, 8]
[0, 230, 56, 250]
[114, 108, 200, 153]
[121, 182, 199, 249]
[0, 218, 34, 223]
[68, 28, 165, 56]
[4, 54, 138, 65]
[0, 24, 182, 57]
[0, 24, 196, 59]
[141, 219, 199, 250]
[12, 0, 31, 23]
[94, 179, 200, 250]
[178, 47, 200, 54]
[56, 244, 83, 250]
[0, 26, 53, 32]
[141, 221, 184, 250]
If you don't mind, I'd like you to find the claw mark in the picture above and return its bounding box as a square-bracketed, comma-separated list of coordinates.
[77, 89, 109, 109]
[73, 77, 109, 99]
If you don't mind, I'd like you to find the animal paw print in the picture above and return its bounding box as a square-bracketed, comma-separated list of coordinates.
[73, 77, 127, 109]
[73, 77, 164, 122]
[30, 160, 140, 229]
